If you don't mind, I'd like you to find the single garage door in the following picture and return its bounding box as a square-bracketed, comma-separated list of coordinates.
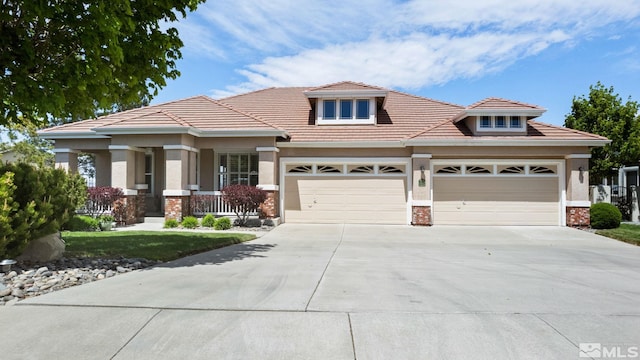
[283, 163, 408, 224]
[432, 163, 560, 225]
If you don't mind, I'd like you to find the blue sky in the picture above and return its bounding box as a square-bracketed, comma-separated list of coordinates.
[153, 0, 640, 126]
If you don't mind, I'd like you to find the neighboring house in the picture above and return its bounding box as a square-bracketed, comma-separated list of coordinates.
[0, 148, 22, 163]
[38, 81, 608, 226]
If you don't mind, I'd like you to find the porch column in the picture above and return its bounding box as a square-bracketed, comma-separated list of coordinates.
[411, 154, 432, 226]
[53, 148, 79, 174]
[94, 151, 111, 187]
[163, 145, 194, 221]
[109, 145, 143, 225]
[565, 154, 591, 228]
[256, 146, 279, 218]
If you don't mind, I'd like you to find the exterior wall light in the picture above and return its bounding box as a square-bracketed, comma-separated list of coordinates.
[1, 259, 17, 273]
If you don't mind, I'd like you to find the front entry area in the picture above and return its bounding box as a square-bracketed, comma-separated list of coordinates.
[282, 159, 410, 224]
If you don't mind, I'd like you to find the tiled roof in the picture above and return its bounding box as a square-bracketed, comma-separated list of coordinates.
[39, 82, 607, 145]
[466, 97, 544, 110]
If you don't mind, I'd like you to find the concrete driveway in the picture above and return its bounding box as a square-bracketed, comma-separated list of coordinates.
[1, 224, 639, 359]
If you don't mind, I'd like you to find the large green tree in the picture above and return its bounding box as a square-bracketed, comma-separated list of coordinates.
[564, 82, 640, 184]
[0, 0, 203, 128]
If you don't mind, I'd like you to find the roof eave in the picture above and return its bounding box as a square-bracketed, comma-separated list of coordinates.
[37, 131, 111, 139]
[277, 140, 404, 148]
[91, 127, 288, 138]
[405, 138, 610, 147]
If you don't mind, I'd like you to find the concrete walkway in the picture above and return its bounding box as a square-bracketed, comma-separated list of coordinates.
[1, 224, 639, 359]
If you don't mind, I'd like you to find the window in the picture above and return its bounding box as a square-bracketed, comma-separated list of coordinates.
[218, 153, 258, 189]
[318, 99, 374, 124]
[510, 116, 522, 128]
[340, 100, 352, 119]
[144, 154, 153, 195]
[323, 100, 336, 119]
[356, 99, 369, 119]
[480, 116, 491, 128]
[495, 116, 506, 128]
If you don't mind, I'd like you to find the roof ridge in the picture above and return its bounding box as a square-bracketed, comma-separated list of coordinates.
[467, 97, 544, 110]
[388, 88, 465, 108]
[405, 118, 456, 140]
[218, 87, 278, 101]
[205, 97, 288, 133]
[160, 109, 193, 127]
[528, 120, 610, 140]
[305, 81, 387, 92]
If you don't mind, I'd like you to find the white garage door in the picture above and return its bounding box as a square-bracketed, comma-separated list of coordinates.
[283, 162, 408, 224]
[433, 163, 560, 225]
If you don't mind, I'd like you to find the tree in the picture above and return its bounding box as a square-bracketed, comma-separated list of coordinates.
[222, 185, 268, 226]
[0, 0, 204, 128]
[564, 82, 640, 184]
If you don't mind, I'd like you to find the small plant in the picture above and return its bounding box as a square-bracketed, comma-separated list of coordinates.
[181, 216, 199, 229]
[214, 217, 232, 230]
[97, 214, 115, 231]
[222, 184, 267, 226]
[591, 202, 622, 229]
[65, 215, 100, 232]
[201, 213, 216, 228]
[164, 219, 179, 228]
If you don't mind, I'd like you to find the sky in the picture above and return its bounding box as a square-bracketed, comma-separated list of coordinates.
[155, 1, 640, 126]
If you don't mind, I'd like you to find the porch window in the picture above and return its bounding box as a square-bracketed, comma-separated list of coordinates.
[218, 153, 259, 189]
[144, 153, 153, 195]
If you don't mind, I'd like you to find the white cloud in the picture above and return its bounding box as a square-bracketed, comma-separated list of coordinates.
[175, 0, 640, 97]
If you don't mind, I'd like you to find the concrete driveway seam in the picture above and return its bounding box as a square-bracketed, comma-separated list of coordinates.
[109, 308, 163, 359]
[304, 224, 346, 311]
[532, 313, 580, 351]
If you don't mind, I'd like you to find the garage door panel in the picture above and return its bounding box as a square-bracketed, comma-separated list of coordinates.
[284, 176, 407, 224]
[433, 176, 559, 225]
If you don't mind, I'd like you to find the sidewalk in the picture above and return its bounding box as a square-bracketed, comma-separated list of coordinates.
[114, 217, 270, 237]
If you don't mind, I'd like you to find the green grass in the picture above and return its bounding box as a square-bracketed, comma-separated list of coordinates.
[61, 231, 256, 262]
[596, 223, 640, 246]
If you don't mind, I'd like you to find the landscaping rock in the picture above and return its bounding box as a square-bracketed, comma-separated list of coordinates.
[0, 256, 159, 306]
[17, 232, 65, 262]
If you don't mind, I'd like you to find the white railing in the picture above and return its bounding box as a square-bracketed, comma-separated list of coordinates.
[191, 191, 258, 216]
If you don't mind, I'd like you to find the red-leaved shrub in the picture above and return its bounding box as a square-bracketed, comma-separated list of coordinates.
[221, 185, 267, 226]
[85, 186, 124, 217]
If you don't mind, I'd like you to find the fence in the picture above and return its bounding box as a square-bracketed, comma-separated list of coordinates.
[190, 191, 257, 217]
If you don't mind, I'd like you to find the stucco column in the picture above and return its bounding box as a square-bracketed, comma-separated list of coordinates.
[53, 149, 79, 173]
[411, 154, 432, 226]
[109, 145, 143, 225]
[163, 145, 193, 221]
[256, 146, 279, 218]
[565, 154, 591, 227]
[94, 151, 111, 187]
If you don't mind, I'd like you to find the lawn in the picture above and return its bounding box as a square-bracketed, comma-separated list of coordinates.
[61, 231, 256, 262]
[596, 223, 640, 246]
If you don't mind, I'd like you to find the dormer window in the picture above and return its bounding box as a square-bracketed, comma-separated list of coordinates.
[476, 115, 525, 132]
[317, 98, 375, 125]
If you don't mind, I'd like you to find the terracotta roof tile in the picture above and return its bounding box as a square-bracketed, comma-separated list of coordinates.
[467, 97, 544, 110]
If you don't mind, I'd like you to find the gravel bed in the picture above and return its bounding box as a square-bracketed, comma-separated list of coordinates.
[0, 257, 159, 306]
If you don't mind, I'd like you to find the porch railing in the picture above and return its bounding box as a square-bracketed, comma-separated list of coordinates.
[191, 191, 257, 216]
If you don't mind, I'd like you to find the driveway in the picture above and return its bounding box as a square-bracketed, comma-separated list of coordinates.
[1, 225, 639, 359]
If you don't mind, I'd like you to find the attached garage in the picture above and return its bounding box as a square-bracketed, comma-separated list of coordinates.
[432, 162, 562, 226]
[281, 159, 410, 224]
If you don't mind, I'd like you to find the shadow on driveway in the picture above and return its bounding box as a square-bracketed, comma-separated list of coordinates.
[155, 242, 278, 268]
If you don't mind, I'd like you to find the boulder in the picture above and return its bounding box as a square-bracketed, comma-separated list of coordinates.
[17, 233, 65, 262]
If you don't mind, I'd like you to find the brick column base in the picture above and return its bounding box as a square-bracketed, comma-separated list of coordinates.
[136, 189, 146, 223]
[566, 207, 590, 228]
[114, 195, 138, 226]
[165, 196, 190, 222]
[412, 206, 432, 226]
[259, 191, 279, 219]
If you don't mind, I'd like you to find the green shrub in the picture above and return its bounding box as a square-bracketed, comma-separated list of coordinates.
[201, 214, 216, 228]
[0, 163, 87, 258]
[65, 215, 99, 231]
[164, 219, 179, 228]
[181, 216, 199, 229]
[591, 202, 622, 229]
[214, 217, 232, 230]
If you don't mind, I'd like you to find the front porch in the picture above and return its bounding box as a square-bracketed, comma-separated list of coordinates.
[53, 138, 281, 224]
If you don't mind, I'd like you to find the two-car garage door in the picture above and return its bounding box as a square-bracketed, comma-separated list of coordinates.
[432, 163, 561, 225]
[283, 162, 408, 224]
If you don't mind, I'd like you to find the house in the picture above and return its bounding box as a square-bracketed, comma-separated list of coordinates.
[38, 81, 608, 226]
